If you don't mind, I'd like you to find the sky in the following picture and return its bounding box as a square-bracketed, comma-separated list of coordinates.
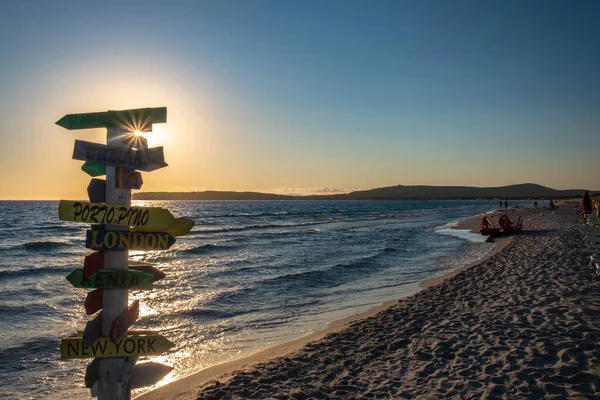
[0, 0, 598, 199]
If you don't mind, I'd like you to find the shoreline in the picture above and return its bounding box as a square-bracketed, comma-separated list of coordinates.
[137, 207, 530, 399]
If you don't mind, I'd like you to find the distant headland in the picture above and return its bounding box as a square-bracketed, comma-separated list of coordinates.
[133, 183, 594, 201]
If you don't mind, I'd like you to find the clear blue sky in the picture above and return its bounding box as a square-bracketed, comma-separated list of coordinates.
[0, 0, 598, 198]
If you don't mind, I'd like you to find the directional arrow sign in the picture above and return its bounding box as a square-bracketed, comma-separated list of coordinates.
[111, 300, 140, 342]
[133, 217, 195, 237]
[85, 289, 103, 315]
[60, 334, 175, 359]
[56, 107, 167, 131]
[115, 168, 143, 190]
[85, 360, 172, 389]
[85, 359, 101, 388]
[83, 251, 104, 278]
[81, 162, 106, 177]
[84, 251, 159, 278]
[128, 265, 166, 282]
[73, 140, 167, 172]
[87, 179, 106, 203]
[59, 200, 175, 230]
[66, 269, 154, 290]
[86, 230, 176, 251]
[83, 312, 102, 348]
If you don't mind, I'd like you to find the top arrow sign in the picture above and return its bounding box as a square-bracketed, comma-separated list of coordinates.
[56, 107, 167, 132]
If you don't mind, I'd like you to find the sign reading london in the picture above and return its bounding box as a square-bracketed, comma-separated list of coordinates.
[86, 230, 176, 251]
[56, 107, 167, 132]
[73, 140, 168, 172]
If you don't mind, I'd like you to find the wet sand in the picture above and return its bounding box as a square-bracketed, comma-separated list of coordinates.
[138, 205, 600, 399]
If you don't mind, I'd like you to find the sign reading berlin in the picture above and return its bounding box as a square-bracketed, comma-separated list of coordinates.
[72, 140, 168, 172]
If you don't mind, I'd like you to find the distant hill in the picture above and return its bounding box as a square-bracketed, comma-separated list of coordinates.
[133, 183, 594, 201]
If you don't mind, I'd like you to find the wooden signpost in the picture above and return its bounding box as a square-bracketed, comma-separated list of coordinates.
[57, 106, 193, 399]
[56, 107, 167, 132]
[66, 269, 155, 290]
[60, 334, 175, 359]
[73, 139, 168, 172]
[59, 200, 176, 229]
[87, 179, 106, 203]
[110, 301, 140, 342]
[85, 230, 176, 251]
[115, 168, 143, 190]
[82, 161, 106, 177]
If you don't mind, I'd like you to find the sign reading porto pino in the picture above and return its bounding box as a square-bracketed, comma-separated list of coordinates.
[58, 200, 175, 229]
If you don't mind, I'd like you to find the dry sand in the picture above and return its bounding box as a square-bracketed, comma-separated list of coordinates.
[139, 205, 600, 399]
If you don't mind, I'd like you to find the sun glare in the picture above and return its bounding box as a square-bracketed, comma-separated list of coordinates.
[134, 130, 142, 136]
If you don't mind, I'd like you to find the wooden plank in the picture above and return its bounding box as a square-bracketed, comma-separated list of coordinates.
[111, 301, 140, 342]
[66, 269, 154, 290]
[60, 334, 175, 359]
[85, 289, 103, 315]
[115, 168, 143, 190]
[56, 107, 167, 131]
[87, 179, 106, 203]
[128, 265, 166, 282]
[84, 251, 105, 278]
[83, 312, 103, 348]
[86, 359, 101, 388]
[81, 161, 106, 177]
[72, 140, 167, 172]
[85, 230, 176, 251]
[58, 200, 175, 230]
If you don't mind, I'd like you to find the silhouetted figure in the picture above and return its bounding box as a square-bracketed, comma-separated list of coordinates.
[499, 201, 502, 209]
[582, 190, 592, 216]
[504, 200, 508, 210]
[534, 201, 538, 208]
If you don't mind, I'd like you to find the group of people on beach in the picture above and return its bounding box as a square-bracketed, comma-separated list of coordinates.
[499, 200, 508, 210]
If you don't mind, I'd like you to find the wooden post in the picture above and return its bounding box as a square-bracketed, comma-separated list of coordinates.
[98, 126, 131, 400]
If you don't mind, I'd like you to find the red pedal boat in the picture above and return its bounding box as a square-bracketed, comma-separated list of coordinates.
[481, 214, 523, 236]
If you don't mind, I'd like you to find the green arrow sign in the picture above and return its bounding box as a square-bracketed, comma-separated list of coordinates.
[56, 107, 167, 131]
[82, 162, 106, 177]
[66, 269, 154, 290]
[60, 334, 175, 359]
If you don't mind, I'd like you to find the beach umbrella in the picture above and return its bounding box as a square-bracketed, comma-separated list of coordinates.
[582, 190, 592, 213]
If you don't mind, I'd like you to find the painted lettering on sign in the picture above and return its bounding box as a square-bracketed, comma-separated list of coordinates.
[85, 230, 176, 251]
[66, 269, 154, 290]
[72, 140, 167, 172]
[60, 334, 174, 359]
[58, 200, 174, 230]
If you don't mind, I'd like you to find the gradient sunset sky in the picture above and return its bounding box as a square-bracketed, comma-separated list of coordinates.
[0, 0, 598, 199]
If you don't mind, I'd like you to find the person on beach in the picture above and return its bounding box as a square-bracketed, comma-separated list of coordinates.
[582, 190, 592, 217]
[504, 200, 508, 210]
[499, 201, 502, 209]
[534, 201, 538, 208]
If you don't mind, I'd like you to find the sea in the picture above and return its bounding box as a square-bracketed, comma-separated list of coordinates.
[0, 199, 526, 399]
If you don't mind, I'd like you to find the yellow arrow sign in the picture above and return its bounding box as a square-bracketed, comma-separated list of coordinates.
[58, 200, 175, 230]
[60, 334, 174, 359]
[132, 217, 195, 237]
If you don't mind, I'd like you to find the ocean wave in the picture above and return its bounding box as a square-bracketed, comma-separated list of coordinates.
[0, 241, 75, 252]
[187, 219, 339, 236]
[180, 243, 232, 255]
[0, 266, 74, 281]
[179, 308, 240, 320]
[203, 253, 386, 309]
[0, 337, 58, 373]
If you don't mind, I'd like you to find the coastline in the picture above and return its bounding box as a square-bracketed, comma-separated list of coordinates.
[137, 207, 534, 399]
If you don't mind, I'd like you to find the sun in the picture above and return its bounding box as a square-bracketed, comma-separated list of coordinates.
[134, 130, 143, 136]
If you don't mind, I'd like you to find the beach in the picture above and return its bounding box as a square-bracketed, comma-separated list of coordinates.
[138, 204, 600, 399]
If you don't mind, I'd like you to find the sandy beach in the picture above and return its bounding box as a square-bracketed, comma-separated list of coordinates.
[138, 204, 600, 399]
